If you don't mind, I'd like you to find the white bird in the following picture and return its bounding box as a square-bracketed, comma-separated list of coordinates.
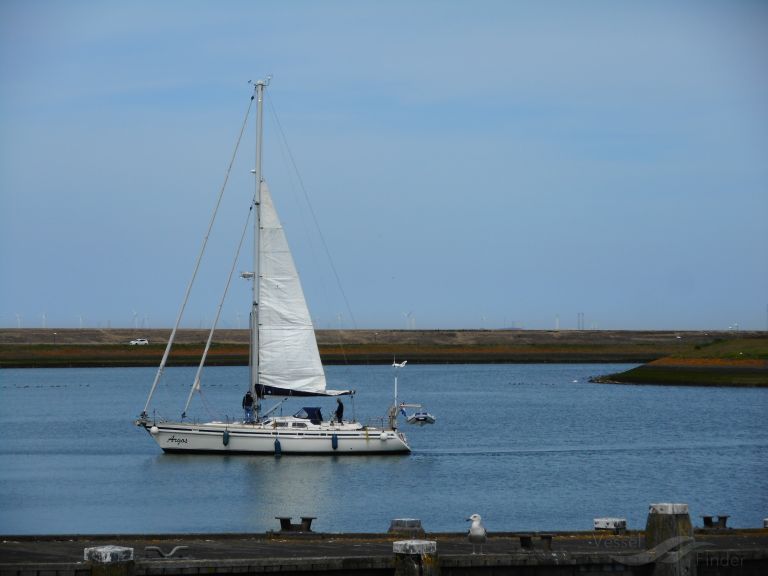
[466, 513, 487, 554]
[392, 360, 408, 368]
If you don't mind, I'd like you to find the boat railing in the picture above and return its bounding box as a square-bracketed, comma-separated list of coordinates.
[362, 417, 388, 430]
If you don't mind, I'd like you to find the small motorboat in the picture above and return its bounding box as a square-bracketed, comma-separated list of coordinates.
[406, 410, 436, 426]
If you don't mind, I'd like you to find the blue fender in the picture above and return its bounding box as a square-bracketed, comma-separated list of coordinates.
[331, 433, 338, 450]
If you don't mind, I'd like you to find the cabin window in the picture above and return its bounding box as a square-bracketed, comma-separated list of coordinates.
[275, 422, 288, 428]
[292, 422, 307, 428]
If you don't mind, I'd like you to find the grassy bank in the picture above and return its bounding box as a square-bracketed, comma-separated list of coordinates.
[0, 343, 247, 368]
[1, 328, 760, 369]
[591, 337, 768, 387]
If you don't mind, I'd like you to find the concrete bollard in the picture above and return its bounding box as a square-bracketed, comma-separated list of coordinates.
[645, 503, 696, 576]
[393, 540, 439, 576]
[84, 546, 134, 576]
[594, 517, 627, 533]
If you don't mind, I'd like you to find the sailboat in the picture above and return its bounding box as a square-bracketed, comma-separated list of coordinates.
[135, 79, 411, 454]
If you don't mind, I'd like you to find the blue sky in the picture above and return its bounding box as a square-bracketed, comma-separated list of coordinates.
[1, 0, 766, 331]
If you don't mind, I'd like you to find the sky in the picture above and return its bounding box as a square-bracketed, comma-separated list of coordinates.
[1, 0, 767, 331]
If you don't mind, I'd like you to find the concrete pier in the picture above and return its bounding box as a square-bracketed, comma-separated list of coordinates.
[2, 529, 767, 576]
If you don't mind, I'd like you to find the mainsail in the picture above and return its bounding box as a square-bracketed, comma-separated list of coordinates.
[257, 181, 351, 397]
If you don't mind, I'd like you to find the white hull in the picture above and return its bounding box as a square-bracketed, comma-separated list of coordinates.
[138, 420, 411, 455]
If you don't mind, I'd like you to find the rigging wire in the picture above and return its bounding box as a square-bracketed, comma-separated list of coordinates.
[196, 387, 222, 421]
[140, 90, 255, 418]
[265, 93, 358, 331]
[181, 204, 254, 418]
[265, 94, 355, 370]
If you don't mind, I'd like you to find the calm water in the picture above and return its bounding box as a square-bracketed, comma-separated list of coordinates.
[1, 364, 766, 535]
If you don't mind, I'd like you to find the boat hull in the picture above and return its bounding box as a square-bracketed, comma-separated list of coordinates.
[138, 421, 411, 455]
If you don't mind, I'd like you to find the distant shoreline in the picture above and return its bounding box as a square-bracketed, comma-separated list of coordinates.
[590, 356, 768, 387]
[2, 329, 766, 387]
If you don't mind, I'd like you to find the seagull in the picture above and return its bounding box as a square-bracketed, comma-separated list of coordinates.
[392, 360, 408, 368]
[466, 513, 487, 554]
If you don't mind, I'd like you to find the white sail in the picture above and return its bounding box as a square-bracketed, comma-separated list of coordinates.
[258, 181, 349, 396]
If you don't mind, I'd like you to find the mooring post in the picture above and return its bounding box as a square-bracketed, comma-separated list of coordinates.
[594, 517, 627, 534]
[645, 503, 696, 576]
[388, 518, 426, 538]
[84, 545, 135, 576]
[393, 540, 439, 576]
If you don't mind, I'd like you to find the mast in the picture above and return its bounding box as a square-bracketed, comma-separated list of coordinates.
[250, 77, 269, 415]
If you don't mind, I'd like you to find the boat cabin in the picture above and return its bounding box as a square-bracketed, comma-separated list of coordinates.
[262, 407, 325, 428]
[294, 407, 323, 425]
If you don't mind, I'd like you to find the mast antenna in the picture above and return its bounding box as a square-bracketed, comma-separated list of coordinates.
[248, 75, 273, 87]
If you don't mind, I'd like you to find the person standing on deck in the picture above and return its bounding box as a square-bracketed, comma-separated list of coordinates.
[334, 398, 344, 424]
[242, 390, 255, 423]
